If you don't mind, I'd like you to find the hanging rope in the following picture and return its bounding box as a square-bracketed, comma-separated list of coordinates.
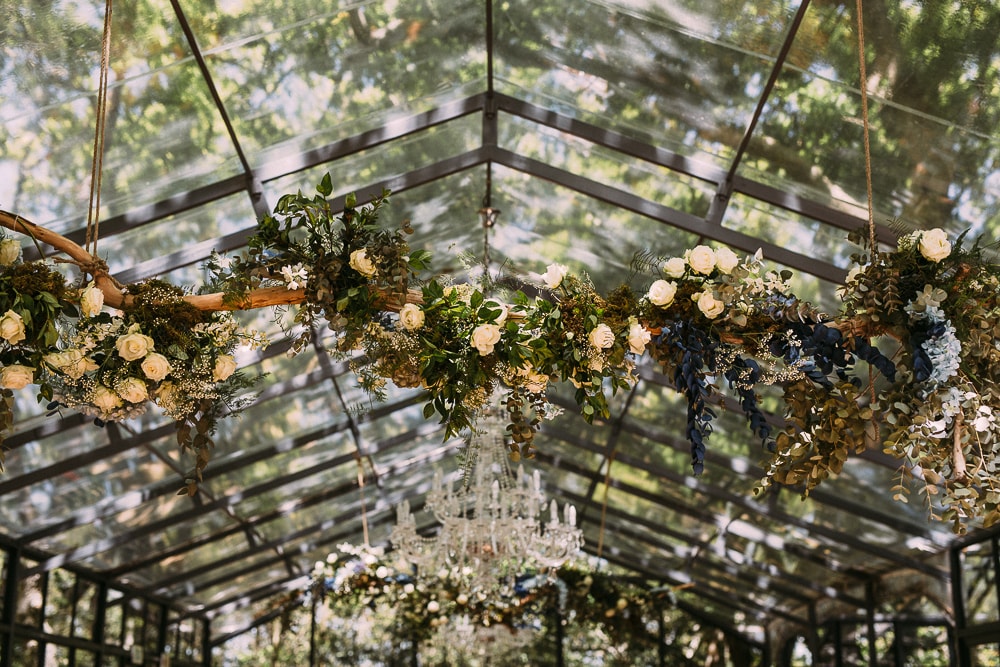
[595, 451, 616, 561]
[854, 0, 877, 257]
[85, 0, 114, 259]
[356, 456, 371, 547]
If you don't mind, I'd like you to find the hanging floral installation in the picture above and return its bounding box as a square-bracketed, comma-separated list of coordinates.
[305, 542, 663, 647]
[1, 174, 999, 531]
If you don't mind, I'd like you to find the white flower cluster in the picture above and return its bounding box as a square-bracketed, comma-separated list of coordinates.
[905, 302, 962, 385]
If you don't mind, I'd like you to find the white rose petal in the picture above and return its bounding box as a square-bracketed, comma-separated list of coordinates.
[116, 332, 155, 361]
[541, 263, 569, 289]
[470, 323, 502, 356]
[662, 257, 686, 279]
[349, 249, 377, 277]
[91, 385, 122, 413]
[398, 303, 425, 331]
[686, 245, 717, 275]
[714, 247, 740, 274]
[80, 283, 105, 317]
[0, 239, 21, 266]
[627, 322, 651, 355]
[588, 323, 615, 349]
[213, 354, 238, 382]
[140, 353, 173, 381]
[117, 377, 149, 403]
[0, 310, 26, 345]
[0, 364, 34, 389]
[647, 279, 677, 307]
[484, 300, 508, 325]
[918, 228, 951, 262]
[696, 291, 725, 319]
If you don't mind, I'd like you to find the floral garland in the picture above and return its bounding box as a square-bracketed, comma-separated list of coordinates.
[3, 176, 1000, 531]
[0, 230, 265, 489]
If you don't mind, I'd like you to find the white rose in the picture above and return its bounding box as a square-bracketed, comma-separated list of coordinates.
[541, 263, 569, 289]
[0, 310, 26, 345]
[80, 283, 105, 317]
[588, 323, 615, 349]
[0, 239, 21, 266]
[349, 248, 377, 277]
[470, 323, 502, 356]
[213, 354, 238, 382]
[398, 303, 425, 331]
[647, 279, 677, 307]
[696, 291, 725, 319]
[116, 332, 155, 361]
[685, 245, 717, 274]
[627, 322, 651, 355]
[918, 228, 951, 262]
[427, 600, 440, 613]
[456, 593, 469, 605]
[45, 349, 98, 379]
[714, 247, 740, 274]
[117, 377, 149, 403]
[0, 364, 34, 389]
[662, 257, 686, 279]
[91, 385, 122, 413]
[140, 352, 172, 381]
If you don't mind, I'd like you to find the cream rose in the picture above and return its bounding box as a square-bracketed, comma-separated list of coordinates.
[588, 323, 615, 349]
[714, 247, 740, 274]
[662, 257, 686, 279]
[0, 239, 20, 266]
[117, 377, 149, 403]
[541, 263, 569, 289]
[140, 352, 172, 381]
[116, 331, 155, 361]
[349, 249, 377, 277]
[647, 279, 677, 307]
[0, 310, 26, 345]
[0, 364, 34, 389]
[696, 291, 725, 319]
[91, 385, 122, 413]
[686, 245, 717, 275]
[470, 323, 502, 356]
[45, 349, 97, 379]
[918, 228, 951, 262]
[627, 322, 651, 355]
[80, 283, 105, 317]
[213, 354, 238, 382]
[398, 303, 425, 331]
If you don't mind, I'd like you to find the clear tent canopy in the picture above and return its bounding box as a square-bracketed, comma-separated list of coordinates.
[1, 0, 999, 663]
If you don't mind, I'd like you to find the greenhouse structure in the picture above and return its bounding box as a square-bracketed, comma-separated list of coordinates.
[1, 1, 999, 665]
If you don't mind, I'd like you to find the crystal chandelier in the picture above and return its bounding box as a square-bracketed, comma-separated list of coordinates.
[391, 416, 583, 590]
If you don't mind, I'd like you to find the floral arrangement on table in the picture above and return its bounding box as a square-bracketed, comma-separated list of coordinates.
[308, 542, 662, 645]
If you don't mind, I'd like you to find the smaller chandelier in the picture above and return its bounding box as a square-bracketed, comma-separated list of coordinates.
[391, 416, 583, 590]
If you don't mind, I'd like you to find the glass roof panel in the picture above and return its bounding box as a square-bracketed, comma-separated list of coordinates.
[1, 0, 241, 231]
[498, 112, 716, 218]
[495, 0, 799, 168]
[99, 192, 256, 275]
[741, 2, 1000, 240]
[193, 0, 485, 167]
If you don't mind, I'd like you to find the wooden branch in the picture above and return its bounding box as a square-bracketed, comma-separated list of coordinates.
[1, 209, 127, 307]
[0, 210, 423, 314]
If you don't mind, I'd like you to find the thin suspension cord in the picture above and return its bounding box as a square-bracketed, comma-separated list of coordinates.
[357, 456, 370, 547]
[86, 0, 114, 257]
[855, 0, 877, 257]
